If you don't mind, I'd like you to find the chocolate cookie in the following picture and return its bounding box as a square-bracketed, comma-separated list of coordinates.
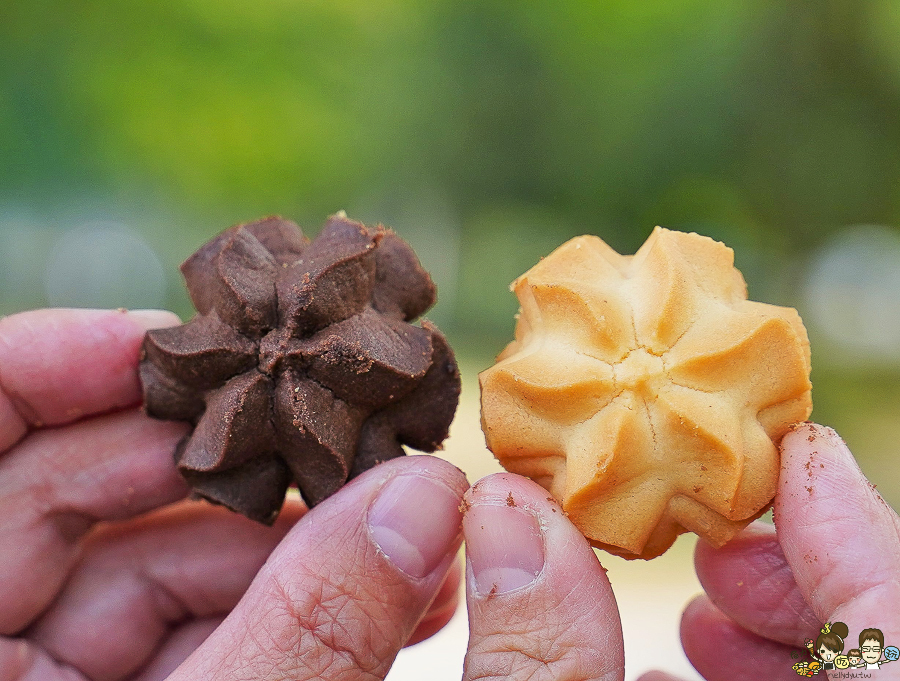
[140, 213, 461, 523]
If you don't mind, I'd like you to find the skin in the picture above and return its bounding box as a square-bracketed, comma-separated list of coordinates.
[0, 308, 897, 681]
[0, 309, 464, 680]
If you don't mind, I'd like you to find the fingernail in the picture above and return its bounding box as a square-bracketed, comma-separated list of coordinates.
[126, 309, 182, 330]
[368, 474, 463, 579]
[465, 503, 544, 596]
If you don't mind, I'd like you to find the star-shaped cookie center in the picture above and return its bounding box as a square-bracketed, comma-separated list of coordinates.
[613, 348, 665, 396]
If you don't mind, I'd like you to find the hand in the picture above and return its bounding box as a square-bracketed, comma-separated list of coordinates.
[644, 423, 900, 680]
[0, 308, 629, 681]
[0, 309, 458, 680]
[169, 461, 626, 681]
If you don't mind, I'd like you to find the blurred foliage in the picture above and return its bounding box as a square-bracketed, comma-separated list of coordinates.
[1, 0, 899, 503]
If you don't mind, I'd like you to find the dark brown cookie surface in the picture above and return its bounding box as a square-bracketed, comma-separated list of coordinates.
[140, 214, 461, 523]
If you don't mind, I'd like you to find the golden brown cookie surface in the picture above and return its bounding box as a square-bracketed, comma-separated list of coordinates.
[479, 227, 812, 559]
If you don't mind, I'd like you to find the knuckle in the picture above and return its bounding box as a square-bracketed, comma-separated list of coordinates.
[256, 559, 395, 681]
[464, 620, 619, 681]
[464, 633, 584, 681]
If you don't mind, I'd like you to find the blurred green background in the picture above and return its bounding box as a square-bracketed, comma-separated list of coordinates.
[1, 0, 898, 508]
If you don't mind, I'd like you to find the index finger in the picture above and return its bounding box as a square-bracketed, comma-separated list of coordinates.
[776, 423, 900, 644]
[0, 308, 180, 450]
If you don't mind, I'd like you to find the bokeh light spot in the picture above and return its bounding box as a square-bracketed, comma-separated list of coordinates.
[44, 222, 166, 310]
[805, 225, 900, 363]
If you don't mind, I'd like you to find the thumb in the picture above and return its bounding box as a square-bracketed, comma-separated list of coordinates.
[461, 473, 624, 681]
[776, 423, 900, 646]
[167, 455, 467, 681]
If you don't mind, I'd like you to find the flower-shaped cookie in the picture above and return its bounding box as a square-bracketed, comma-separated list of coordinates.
[141, 214, 460, 523]
[480, 227, 812, 559]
